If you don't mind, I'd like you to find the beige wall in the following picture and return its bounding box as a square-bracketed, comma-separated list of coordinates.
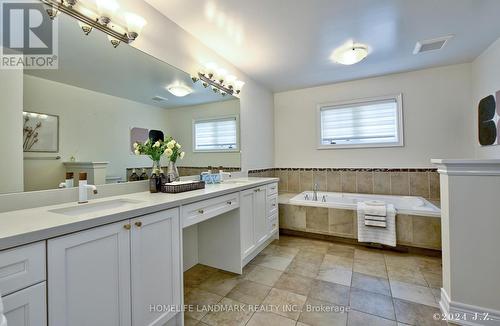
[23, 75, 170, 191]
[0, 67, 24, 194]
[274, 64, 474, 168]
[472, 36, 500, 159]
[166, 99, 240, 168]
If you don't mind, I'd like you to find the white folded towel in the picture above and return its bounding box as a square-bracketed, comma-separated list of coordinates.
[357, 202, 396, 247]
[363, 200, 387, 217]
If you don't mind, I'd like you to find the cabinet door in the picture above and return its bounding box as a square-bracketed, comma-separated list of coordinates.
[2, 282, 46, 326]
[240, 189, 256, 257]
[253, 187, 268, 246]
[48, 222, 131, 326]
[131, 209, 181, 326]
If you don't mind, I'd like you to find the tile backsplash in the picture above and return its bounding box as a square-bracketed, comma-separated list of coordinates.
[248, 168, 440, 200]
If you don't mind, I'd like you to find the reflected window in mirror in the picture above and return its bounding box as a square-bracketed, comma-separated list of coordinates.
[193, 116, 239, 152]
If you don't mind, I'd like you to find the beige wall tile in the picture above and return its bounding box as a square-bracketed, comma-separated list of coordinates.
[288, 170, 300, 193]
[279, 204, 306, 230]
[312, 170, 327, 191]
[396, 215, 413, 244]
[356, 172, 374, 194]
[373, 172, 391, 195]
[278, 170, 289, 193]
[327, 170, 341, 192]
[329, 208, 356, 238]
[412, 216, 441, 250]
[305, 207, 329, 231]
[429, 172, 440, 200]
[341, 171, 357, 193]
[390, 173, 409, 196]
[300, 170, 313, 192]
[409, 172, 430, 198]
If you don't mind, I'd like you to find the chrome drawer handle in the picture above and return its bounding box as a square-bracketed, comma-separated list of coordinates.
[227, 201, 232, 205]
[198, 209, 204, 214]
[272, 203, 276, 207]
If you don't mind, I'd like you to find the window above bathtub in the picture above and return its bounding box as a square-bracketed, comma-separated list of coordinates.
[193, 115, 239, 152]
[317, 94, 404, 149]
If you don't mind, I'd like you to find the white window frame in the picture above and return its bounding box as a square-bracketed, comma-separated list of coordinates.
[192, 115, 240, 153]
[316, 94, 404, 150]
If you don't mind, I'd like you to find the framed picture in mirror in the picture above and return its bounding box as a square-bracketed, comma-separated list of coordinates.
[23, 111, 59, 153]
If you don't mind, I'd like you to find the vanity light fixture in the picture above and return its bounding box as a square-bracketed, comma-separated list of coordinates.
[331, 41, 369, 65]
[191, 62, 245, 96]
[40, 0, 147, 48]
[166, 84, 193, 97]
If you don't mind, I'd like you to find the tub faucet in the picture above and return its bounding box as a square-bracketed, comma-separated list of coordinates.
[313, 183, 319, 201]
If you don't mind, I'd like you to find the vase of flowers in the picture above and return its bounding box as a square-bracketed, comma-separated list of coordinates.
[133, 137, 185, 190]
[164, 137, 185, 182]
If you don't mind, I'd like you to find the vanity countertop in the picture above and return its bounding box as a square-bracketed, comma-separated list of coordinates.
[0, 177, 278, 251]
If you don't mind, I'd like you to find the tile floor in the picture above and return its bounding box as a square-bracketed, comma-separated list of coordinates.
[183, 235, 445, 326]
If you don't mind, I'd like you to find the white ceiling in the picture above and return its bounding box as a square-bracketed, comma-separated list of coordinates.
[145, 0, 500, 92]
[27, 14, 236, 109]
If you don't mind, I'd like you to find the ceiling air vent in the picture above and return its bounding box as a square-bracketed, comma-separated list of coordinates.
[413, 35, 453, 54]
[152, 96, 168, 103]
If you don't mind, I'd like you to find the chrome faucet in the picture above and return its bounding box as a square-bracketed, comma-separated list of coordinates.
[78, 173, 98, 204]
[313, 183, 319, 201]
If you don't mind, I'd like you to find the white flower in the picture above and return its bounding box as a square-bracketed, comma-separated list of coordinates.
[176, 143, 181, 149]
[167, 141, 175, 149]
[133, 142, 138, 149]
[134, 149, 140, 155]
[165, 148, 173, 157]
[153, 141, 161, 148]
[144, 139, 150, 145]
[180, 151, 185, 159]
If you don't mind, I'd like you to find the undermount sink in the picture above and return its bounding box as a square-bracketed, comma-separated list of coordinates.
[50, 198, 144, 217]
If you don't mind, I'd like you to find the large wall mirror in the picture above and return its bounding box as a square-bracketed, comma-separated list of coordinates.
[7, 13, 240, 193]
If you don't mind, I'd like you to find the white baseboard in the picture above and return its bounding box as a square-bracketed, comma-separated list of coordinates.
[440, 288, 500, 326]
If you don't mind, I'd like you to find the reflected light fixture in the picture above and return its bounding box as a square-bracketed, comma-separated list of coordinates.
[166, 84, 193, 97]
[40, 0, 146, 48]
[191, 62, 245, 96]
[331, 41, 369, 65]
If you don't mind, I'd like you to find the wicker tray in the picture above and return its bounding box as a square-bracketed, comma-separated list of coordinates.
[161, 181, 205, 193]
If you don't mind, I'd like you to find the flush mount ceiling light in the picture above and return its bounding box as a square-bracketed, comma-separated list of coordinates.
[40, 0, 147, 48]
[166, 84, 193, 97]
[191, 62, 245, 96]
[331, 42, 369, 65]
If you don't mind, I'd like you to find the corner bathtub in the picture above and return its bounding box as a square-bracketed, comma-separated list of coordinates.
[289, 191, 440, 218]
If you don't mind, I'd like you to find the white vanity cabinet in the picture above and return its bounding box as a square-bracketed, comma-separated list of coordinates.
[0, 242, 47, 326]
[240, 183, 279, 260]
[48, 208, 181, 326]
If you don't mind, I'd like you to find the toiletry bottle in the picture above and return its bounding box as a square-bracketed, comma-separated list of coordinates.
[65, 172, 74, 188]
[139, 168, 148, 180]
[130, 169, 139, 182]
[149, 169, 159, 193]
[159, 168, 167, 191]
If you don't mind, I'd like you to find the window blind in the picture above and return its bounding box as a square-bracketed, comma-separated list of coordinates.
[320, 98, 400, 146]
[194, 117, 238, 151]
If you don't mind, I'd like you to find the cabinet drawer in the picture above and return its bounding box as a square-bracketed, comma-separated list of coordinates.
[267, 194, 278, 217]
[0, 242, 45, 296]
[182, 193, 239, 228]
[267, 214, 278, 234]
[267, 183, 278, 196]
[3, 282, 47, 326]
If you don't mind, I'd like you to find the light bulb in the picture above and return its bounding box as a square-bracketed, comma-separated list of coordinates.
[124, 12, 147, 41]
[77, 7, 96, 35]
[234, 80, 245, 91]
[107, 35, 120, 48]
[225, 75, 237, 88]
[96, 0, 119, 24]
[216, 68, 227, 83]
[204, 62, 218, 78]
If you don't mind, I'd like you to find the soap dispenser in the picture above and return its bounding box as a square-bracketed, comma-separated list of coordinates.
[59, 172, 74, 188]
[139, 168, 148, 180]
[129, 169, 139, 182]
